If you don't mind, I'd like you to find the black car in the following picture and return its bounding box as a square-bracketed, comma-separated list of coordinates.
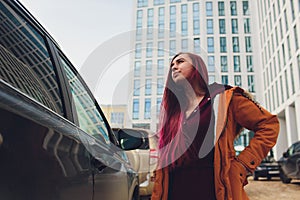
[253, 155, 280, 180]
[0, 0, 140, 199]
[278, 141, 300, 183]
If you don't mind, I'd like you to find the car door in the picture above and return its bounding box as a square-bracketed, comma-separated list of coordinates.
[0, 1, 94, 199]
[57, 54, 138, 200]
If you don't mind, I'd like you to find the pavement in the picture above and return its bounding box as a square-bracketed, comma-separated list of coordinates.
[245, 176, 300, 200]
[141, 176, 300, 200]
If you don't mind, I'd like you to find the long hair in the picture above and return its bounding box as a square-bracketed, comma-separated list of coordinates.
[158, 52, 209, 168]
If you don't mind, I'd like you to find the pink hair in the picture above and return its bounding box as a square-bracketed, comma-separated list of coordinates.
[158, 52, 209, 167]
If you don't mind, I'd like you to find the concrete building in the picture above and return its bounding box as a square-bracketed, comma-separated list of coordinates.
[257, 0, 300, 158]
[129, 0, 300, 158]
[101, 104, 129, 128]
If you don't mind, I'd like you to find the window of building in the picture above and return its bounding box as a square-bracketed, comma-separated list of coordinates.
[207, 37, 214, 53]
[294, 25, 299, 50]
[145, 79, 152, 95]
[290, 63, 295, 94]
[146, 42, 153, 58]
[209, 75, 215, 84]
[111, 112, 124, 125]
[156, 98, 162, 116]
[207, 19, 214, 34]
[279, 76, 284, 103]
[135, 43, 142, 58]
[287, 35, 292, 60]
[133, 99, 139, 119]
[232, 37, 240, 52]
[234, 56, 240, 72]
[169, 40, 176, 56]
[220, 37, 227, 52]
[136, 10, 143, 28]
[194, 38, 200, 53]
[158, 41, 164, 57]
[170, 0, 181, 3]
[221, 56, 228, 72]
[144, 98, 151, 119]
[193, 19, 200, 35]
[244, 18, 251, 33]
[290, 0, 300, 21]
[136, 28, 142, 41]
[245, 36, 252, 52]
[284, 69, 289, 98]
[234, 75, 242, 86]
[246, 56, 253, 72]
[222, 75, 228, 85]
[206, 2, 213, 16]
[181, 21, 188, 36]
[157, 59, 164, 76]
[157, 78, 164, 95]
[284, 9, 288, 32]
[154, 0, 164, 5]
[247, 75, 255, 92]
[282, 43, 287, 65]
[230, 1, 237, 16]
[158, 7, 165, 38]
[219, 19, 226, 34]
[218, 2, 225, 16]
[231, 19, 238, 34]
[243, 1, 249, 15]
[134, 80, 140, 96]
[182, 39, 188, 52]
[146, 60, 152, 76]
[208, 56, 215, 72]
[279, 18, 283, 39]
[138, 0, 148, 7]
[134, 61, 141, 77]
[170, 22, 176, 37]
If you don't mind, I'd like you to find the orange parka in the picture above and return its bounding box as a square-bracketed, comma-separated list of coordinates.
[151, 86, 280, 200]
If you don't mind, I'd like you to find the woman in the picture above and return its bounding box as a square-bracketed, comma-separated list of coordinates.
[151, 52, 279, 200]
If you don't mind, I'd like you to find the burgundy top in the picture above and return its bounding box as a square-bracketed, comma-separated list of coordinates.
[168, 94, 216, 200]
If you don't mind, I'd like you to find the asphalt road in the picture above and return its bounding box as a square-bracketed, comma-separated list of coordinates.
[245, 176, 300, 200]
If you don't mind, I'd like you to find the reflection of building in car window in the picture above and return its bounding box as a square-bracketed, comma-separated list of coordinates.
[0, 45, 59, 112]
[61, 58, 110, 144]
[0, 2, 63, 114]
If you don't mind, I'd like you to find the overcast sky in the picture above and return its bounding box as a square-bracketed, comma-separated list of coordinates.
[19, 0, 134, 105]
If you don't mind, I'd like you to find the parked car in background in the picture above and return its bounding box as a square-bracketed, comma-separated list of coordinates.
[0, 0, 140, 199]
[113, 128, 158, 199]
[278, 141, 300, 183]
[253, 154, 280, 180]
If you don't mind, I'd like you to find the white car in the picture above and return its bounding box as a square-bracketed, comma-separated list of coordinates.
[113, 128, 158, 199]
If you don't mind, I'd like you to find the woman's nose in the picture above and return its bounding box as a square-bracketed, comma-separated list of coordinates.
[171, 64, 177, 71]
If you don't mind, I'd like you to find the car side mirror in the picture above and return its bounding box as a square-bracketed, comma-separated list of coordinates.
[283, 152, 289, 158]
[117, 129, 144, 150]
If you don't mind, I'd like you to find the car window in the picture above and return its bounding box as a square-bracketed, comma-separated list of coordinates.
[0, 1, 63, 115]
[59, 56, 110, 144]
[293, 142, 300, 153]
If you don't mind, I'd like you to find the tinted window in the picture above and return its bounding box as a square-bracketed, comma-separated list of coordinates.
[59, 55, 110, 144]
[0, 1, 63, 114]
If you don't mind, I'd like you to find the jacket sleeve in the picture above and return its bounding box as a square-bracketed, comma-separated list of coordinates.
[231, 91, 280, 172]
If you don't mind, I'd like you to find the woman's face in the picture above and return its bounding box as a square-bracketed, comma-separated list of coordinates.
[171, 54, 194, 84]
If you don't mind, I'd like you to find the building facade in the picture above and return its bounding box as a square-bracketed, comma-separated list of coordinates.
[101, 104, 129, 128]
[257, 0, 300, 158]
[129, 0, 261, 150]
[129, 0, 300, 158]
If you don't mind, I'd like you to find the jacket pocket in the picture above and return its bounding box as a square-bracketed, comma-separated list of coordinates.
[229, 158, 249, 187]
